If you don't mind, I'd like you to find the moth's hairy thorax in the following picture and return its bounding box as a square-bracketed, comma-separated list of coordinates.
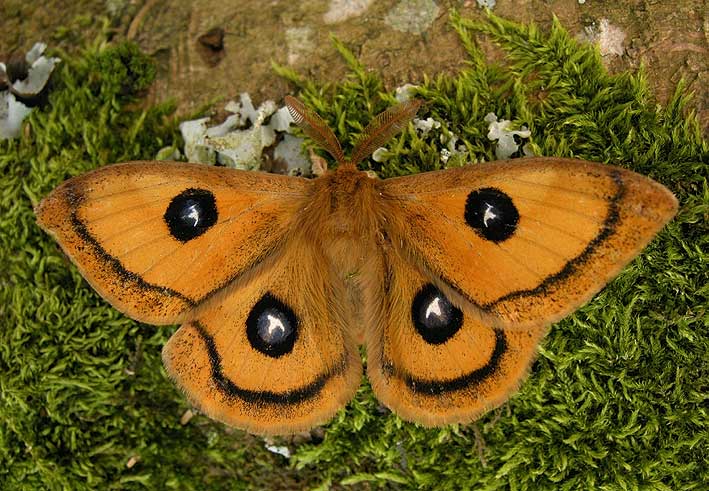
[289, 165, 389, 343]
[302, 166, 384, 276]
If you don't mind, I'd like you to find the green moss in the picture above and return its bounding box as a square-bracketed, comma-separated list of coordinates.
[88, 42, 157, 96]
[2, 11, 707, 491]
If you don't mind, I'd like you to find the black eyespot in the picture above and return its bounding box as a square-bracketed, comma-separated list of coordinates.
[411, 284, 463, 345]
[246, 293, 298, 358]
[464, 187, 519, 242]
[164, 188, 218, 242]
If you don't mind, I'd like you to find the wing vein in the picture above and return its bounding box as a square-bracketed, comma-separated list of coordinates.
[88, 178, 306, 201]
[389, 174, 612, 203]
[137, 198, 274, 279]
[412, 205, 518, 300]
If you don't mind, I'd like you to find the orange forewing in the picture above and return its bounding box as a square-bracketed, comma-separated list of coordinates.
[36, 161, 307, 324]
[380, 158, 678, 327]
[35, 98, 678, 435]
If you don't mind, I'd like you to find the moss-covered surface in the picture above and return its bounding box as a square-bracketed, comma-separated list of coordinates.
[2, 12, 707, 491]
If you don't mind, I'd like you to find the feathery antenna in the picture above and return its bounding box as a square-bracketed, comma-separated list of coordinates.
[349, 99, 422, 167]
[285, 96, 346, 165]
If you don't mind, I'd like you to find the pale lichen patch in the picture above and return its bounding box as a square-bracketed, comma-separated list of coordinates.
[385, 0, 440, 35]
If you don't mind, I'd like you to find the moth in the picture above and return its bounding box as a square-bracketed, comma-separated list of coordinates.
[36, 96, 678, 435]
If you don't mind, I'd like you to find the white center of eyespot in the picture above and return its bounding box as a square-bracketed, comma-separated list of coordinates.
[425, 297, 443, 321]
[482, 203, 497, 227]
[185, 204, 200, 226]
[265, 313, 286, 338]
